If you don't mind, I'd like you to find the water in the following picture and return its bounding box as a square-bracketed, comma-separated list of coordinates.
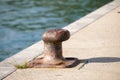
[0, 0, 112, 61]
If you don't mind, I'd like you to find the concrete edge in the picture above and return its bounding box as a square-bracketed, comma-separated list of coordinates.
[64, 0, 120, 35]
[0, 0, 120, 79]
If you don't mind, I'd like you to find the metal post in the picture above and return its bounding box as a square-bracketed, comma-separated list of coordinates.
[27, 29, 78, 68]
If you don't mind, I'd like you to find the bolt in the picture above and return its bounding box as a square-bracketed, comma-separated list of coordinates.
[28, 29, 78, 68]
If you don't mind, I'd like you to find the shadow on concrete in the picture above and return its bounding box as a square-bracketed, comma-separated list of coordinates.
[82, 57, 120, 63]
[68, 57, 120, 68]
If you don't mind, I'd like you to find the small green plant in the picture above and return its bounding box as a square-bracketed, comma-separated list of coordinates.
[15, 62, 28, 69]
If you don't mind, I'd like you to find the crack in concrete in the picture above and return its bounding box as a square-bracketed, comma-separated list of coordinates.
[78, 60, 88, 70]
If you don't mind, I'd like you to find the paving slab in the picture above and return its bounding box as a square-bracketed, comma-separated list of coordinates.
[3, 3, 120, 80]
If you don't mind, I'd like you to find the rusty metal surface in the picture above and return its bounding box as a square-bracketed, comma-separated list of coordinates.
[27, 29, 78, 68]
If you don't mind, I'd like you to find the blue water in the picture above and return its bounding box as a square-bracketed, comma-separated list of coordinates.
[0, 0, 112, 61]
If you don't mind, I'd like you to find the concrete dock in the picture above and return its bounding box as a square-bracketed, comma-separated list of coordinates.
[1, 0, 120, 80]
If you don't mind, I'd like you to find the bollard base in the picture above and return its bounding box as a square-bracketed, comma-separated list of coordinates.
[27, 57, 78, 68]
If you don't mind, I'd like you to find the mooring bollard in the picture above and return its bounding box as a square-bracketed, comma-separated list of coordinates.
[28, 29, 78, 68]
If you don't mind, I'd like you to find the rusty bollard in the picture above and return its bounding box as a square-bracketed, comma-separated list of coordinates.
[28, 29, 78, 68]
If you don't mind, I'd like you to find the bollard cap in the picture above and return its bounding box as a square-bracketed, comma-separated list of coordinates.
[42, 29, 70, 42]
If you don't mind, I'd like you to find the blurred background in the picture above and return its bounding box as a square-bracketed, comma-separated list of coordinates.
[0, 0, 112, 61]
